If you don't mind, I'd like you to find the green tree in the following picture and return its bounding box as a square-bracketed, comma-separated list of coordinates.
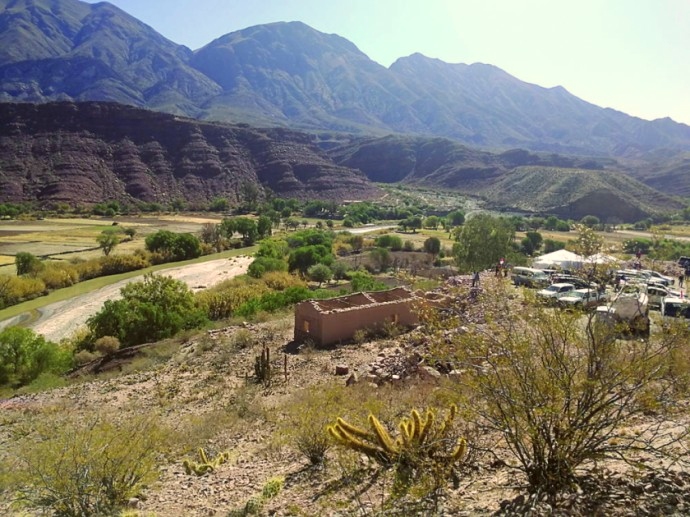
[87, 274, 207, 347]
[307, 263, 333, 287]
[423, 236, 441, 256]
[424, 215, 440, 229]
[0, 327, 70, 387]
[257, 215, 273, 239]
[452, 214, 514, 272]
[581, 215, 601, 228]
[233, 217, 259, 246]
[209, 197, 230, 212]
[96, 228, 121, 257]
[448, 210, 465, 226]
[369, 247, 392, 272]
[288, 245, 333, 275]
[15, 252, 42, 276]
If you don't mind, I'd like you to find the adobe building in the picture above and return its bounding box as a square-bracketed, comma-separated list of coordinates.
[294, 287, 442, 347]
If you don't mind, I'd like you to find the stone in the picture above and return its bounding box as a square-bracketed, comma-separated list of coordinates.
[345, 373, 358, 386]
[335, 364, 349, 376]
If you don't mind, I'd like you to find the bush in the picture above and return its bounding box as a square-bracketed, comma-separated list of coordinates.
[0, 327, 71, 387]
[87, 273, 208, 348]
[248, 257, 288, 278]
[0, 275, 46, 309]
[4, 413, 164, 516]
[94, 336, 120, 355]
[99, 253, 150, 275]
[37, 262, 79, 289]
[426, 282, 687, 497]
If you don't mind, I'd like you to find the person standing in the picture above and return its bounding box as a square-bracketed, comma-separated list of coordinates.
[472, 271, 480, 287]
[679, 273, 685, 288]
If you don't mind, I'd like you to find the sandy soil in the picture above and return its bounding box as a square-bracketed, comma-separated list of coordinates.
[25, 256, 253, 343]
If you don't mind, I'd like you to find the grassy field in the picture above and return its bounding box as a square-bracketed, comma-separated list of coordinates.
[0, 214, 225, 275]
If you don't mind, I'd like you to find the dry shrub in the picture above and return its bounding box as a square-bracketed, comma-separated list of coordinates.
[37, 262, 79, 289]
[3, 411, 165, 517]
[261, 271, 305, 291]
[73, 349, 100, 365]
[94, 335, 120, 355]
[424, 281, 690, 498]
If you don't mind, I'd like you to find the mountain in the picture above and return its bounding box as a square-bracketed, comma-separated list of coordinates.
[0, 101, 379, 205]
[327, 135, 684, 221]
[2, 0, 690, 160]
[0, 0, 221, 115]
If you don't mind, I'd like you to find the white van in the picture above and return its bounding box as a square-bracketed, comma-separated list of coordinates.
[511, 267, 549, 288]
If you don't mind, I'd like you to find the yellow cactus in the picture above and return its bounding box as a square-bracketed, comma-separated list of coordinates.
[368, 414, 398, 455]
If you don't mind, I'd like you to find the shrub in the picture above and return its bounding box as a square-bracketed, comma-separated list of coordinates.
[94, 336, 120, 355]
[261, 271, 305, 291]
[5, 413, 164, 517]
[99, 254, 150, 275]
[426, 281, 688, 497]
[0, 327, 71, 387]
[87, 273, 208, 347]
[0, 275, 46, 309]
[247, 257, 288, 278]
[37, 262, 79, 289]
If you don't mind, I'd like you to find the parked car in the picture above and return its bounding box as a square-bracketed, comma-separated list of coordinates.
[512, 267, 549, 288]
[559, 288, 608, 310]
[551, 274, 597, 290]
[648, 285, 682, 309]
[537, 283, 576, 303]
[661, 295, 690, 320]
[641, 269, 674, 287]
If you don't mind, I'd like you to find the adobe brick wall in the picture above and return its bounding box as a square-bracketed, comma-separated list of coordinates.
[294, 287, 420, 347]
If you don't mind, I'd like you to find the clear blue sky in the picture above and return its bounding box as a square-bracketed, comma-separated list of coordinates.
[84, 0, 690, 125]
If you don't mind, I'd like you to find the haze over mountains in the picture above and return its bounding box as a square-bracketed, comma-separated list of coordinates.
[0, 0, 688, 222]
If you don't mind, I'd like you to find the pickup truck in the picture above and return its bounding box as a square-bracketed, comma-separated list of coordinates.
[536, 283, 576, 303]
[558, 288, 608, 310]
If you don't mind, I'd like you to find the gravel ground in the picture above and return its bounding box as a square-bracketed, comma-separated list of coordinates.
[2, 256, 252, 343]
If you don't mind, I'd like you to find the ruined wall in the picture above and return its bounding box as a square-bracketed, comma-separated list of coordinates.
[294, 288, 419, 346]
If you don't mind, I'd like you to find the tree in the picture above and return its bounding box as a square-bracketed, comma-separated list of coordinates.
[257, 215, 272, 239]
[424, 215, 440, 229]
[87, 273, 207, 347]
[448, 210, 465, 227]
[96, 228, 121, 256]
[15, 252, 42, 276]
[581, 215, 601, 228]
[307, 264, 332, 287]
[369, 247, 392, 272]
[452, 214, 514, 272]
[0, 327, 70, 387]
[288, 245, 333, 275]
[423, 236, 441, 256]
[209, 197, 229, 212]
[233, 217, 259, 246]
[573, 223, 603, 258]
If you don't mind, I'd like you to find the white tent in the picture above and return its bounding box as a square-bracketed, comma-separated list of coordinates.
[585, 253, 620, 265]
[532, 249, 584, 270]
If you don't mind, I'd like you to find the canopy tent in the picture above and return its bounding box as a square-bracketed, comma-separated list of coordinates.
[585, 253, 620, 265]
[532, 249, 584, 270]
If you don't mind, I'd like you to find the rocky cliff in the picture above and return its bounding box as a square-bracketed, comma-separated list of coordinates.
[0, 102, 379, 205]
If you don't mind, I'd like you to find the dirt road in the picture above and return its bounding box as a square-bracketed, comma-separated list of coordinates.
[1, 256, 252, 343]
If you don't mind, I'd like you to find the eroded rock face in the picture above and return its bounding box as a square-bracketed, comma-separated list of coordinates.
[0, 102, 380, 205]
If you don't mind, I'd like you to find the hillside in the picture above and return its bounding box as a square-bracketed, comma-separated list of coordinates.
[0, 102, 379, 205]
[1, 1, 690, 158]
[328, 135, 681, 221]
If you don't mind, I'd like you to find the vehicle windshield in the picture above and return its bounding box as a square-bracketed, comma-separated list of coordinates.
[544, 286, 559, 292]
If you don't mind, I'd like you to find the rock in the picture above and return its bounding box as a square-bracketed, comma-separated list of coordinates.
[419, 365, 442, 380]
[335, 364, 349, 376]
[345, 373, 358, 386]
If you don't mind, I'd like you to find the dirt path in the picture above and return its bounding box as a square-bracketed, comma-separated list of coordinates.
[9, 256, 252, 343]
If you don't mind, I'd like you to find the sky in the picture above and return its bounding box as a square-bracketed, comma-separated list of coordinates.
[83, 0, 690, 125]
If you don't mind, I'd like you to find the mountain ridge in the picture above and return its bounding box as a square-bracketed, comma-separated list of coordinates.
[1, 0, 689, 159]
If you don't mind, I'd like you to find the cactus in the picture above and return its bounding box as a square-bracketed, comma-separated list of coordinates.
[182, 447, 231, 476]
[254, 344, 271, 386]
[327, 404, 467, 492]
